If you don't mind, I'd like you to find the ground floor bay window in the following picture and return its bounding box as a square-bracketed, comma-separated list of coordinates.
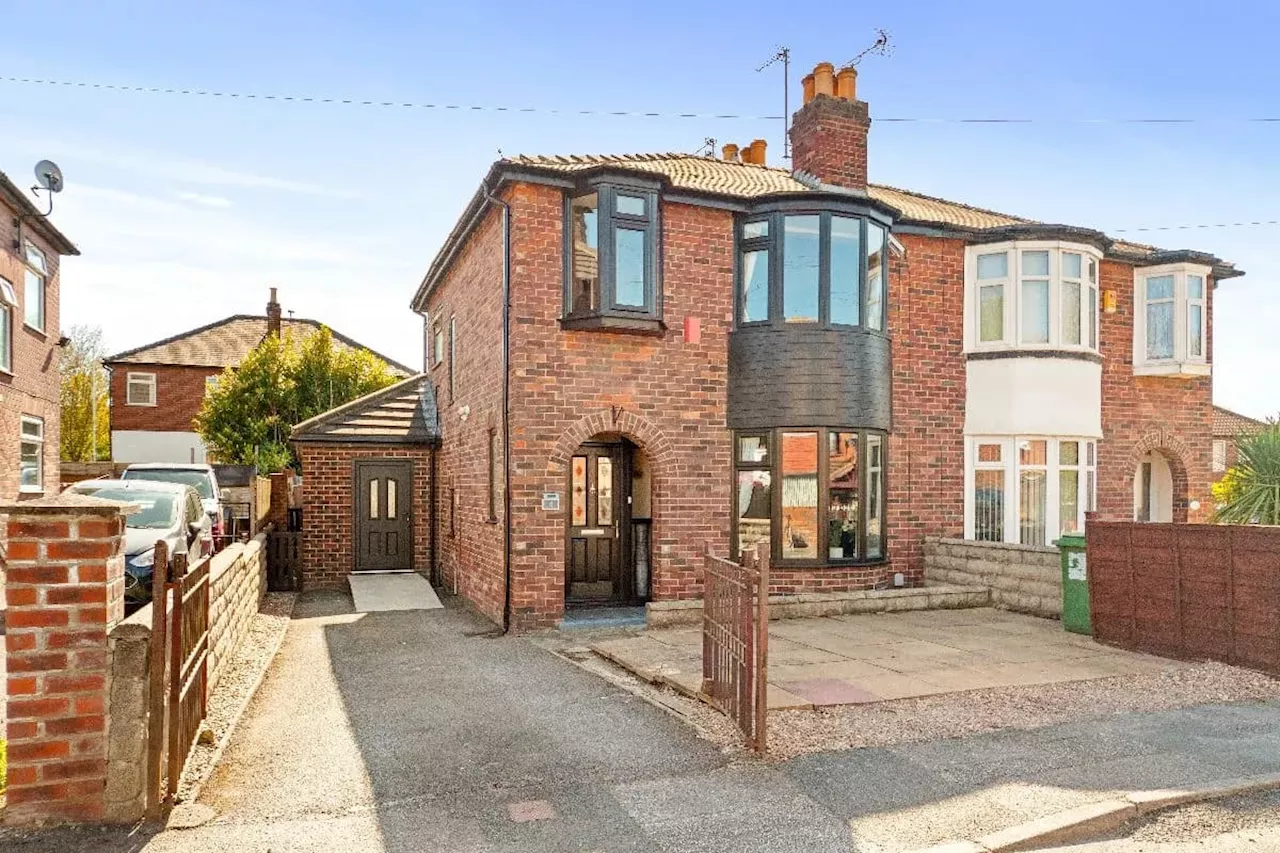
[966, 436, 1096, 546]
[733, 428, 886, 565]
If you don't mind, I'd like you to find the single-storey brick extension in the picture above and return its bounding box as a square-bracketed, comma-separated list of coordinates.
[292, 62, 1241, 632]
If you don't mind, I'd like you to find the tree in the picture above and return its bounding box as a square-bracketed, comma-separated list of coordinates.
[1212, 418, 1280, 525]
[60, 325, 110, 461]
[195, 326, 398, 471]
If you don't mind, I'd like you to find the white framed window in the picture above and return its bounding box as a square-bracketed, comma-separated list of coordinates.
[126, 372, 157, 406]
[965, 242, 1102, 354]
[0, 276, 16, 373]
[965, 436, 1097, 546]
[23, 242, 47, 332]
[1212, 439, 1228, 473]
[205, 375, 219, 395]
[1133, 263, 1211, 376]
[19, 415, 44, 493]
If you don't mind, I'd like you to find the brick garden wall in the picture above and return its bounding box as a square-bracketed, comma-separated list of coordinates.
[297, 444, 433, 590]
[422, 202, 507, 625]
[1087, 520, 1280, 673]
[923, 536, 1061, 618]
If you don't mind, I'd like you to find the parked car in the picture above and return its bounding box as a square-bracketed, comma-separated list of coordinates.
[65, 479, 213, 602]
[121, 463, 226, 543]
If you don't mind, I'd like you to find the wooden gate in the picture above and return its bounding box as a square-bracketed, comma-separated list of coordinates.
[701, 542, 769, 753]
[268, 531, 302, 591]
[146, 545, 211, 818]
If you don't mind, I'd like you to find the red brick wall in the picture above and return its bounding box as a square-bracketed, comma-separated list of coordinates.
[886, 235, 969, 580]
[296, 444, 433, 589]
[1096, 259, 1215, 523]
[422, 203, 507, 626]
[0, 207, 63, 503]
[106, 363, 222, 433]
[789, 94, 871, 191]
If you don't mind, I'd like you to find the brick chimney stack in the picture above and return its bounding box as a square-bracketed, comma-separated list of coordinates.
[789, 61, 871, 191]
[266, 287, 282, 337]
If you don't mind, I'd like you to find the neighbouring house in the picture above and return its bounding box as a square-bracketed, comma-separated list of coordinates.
[104, 288, 414, 464]
[293, 62, 1241, 632]
[0, 170, 78, 502]
[1211, 405, 1267, 479]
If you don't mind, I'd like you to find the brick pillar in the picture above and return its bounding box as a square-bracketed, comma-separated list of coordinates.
[3, 494, 133, 825]
[267, 472, 290, 530]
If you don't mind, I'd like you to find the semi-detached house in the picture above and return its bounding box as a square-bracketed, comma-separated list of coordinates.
[292, 62, 1240, 632]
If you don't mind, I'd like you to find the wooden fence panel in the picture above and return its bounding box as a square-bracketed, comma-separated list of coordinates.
[1087, 520, 1280, 676]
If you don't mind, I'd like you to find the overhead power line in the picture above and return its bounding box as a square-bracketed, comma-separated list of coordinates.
[5, 74, 1280, 124]
[1113, 219, 1280, 234]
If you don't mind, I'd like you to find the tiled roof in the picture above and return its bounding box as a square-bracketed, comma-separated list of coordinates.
[1213, 406, 1267, 437]
[503, 153, 1228, 268]
[291, 374, 440, 445]
[104, 315, 414, 375]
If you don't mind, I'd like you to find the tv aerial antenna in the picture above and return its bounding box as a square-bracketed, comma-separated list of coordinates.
[756, 46, 791, 158]
[846, 29, 893, 68]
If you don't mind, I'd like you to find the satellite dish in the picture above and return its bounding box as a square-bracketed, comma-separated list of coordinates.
[34, 160, 64, 193]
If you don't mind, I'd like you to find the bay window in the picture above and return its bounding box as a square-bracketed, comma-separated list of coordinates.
[733, 428, 887, 565]
[965, 242, 1102, 353]
[735, 209, 891, 331]
[563, 182, 661, 333]
[966, 436, 1096, 546]
[1133, 263, 1211, 376]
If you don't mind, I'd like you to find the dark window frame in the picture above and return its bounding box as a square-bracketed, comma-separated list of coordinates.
[447, 316, 456, 403]
[731, 426, 888, 568]
[734, 205, 891, 334]
[561, 175, 664, 335]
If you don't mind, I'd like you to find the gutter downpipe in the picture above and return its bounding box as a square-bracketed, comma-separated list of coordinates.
[482, 179, 515, 633]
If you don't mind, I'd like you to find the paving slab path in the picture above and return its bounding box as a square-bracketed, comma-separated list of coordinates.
[5, 592, 1280, 852]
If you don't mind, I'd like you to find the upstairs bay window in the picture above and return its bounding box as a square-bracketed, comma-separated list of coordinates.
[564, 184, 661, 333]
[966, 242, 1101, 354]
[1133, 263, 1211, 376]
[736, 210, 890, 331]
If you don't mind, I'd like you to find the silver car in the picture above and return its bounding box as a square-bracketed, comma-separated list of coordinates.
[66, 479, 213, 602]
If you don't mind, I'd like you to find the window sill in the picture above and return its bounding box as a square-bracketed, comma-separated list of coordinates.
[18, 486, 44, 495]
[967, 347, 1103, 364]
[560, 314, 666, 337]
[1133, 361, 1211, 378]
[125, 402, 159, 407]
[23, 324, 46, 338]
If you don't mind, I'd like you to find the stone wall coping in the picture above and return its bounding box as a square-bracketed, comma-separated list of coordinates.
[647, 582, 976, 612]
[1, 493, 140, 516]
[928, 535, 1059, 555]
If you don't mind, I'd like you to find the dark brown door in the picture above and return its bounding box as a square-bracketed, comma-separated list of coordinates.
[355, 460, 414, 572]
[567, 444, 628, 603]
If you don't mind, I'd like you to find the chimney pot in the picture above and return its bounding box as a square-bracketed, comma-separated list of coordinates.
[267, 287, 282, 337]
[813, 62, 835, 98]
[835, 66, 858, 101]
[721, 143, 739, 162]
[749, 139, 767, 165]
[801, 73, 816, 105]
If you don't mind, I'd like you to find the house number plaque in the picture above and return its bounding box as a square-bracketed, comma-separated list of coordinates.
[541, 492, 561, 511]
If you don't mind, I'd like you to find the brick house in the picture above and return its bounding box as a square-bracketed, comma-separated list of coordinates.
[295, 62, 1241, 631]
[104, 288, 413, 464]
[1211, 405, 1267, 480]
[0, 171, 78, 503]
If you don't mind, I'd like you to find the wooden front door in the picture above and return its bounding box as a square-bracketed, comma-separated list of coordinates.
[355, 460, 414, 572]
[567, 444, 629, 603]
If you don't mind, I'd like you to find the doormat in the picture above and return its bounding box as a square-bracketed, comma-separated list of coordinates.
[348, 573, 444, 613]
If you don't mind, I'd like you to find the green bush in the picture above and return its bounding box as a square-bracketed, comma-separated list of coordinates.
[1213, 420, 1280, 525]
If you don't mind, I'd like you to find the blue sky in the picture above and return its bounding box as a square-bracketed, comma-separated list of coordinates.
[4, 0, 1277, 417]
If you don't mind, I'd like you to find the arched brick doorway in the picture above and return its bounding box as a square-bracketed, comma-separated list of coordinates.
[1129, 432, 1191, 523]
[549, 410, 673, 608]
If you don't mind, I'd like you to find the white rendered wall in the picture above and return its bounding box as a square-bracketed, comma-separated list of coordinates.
[112, 430, 208, 464]
[964, 358, 1102, 438]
